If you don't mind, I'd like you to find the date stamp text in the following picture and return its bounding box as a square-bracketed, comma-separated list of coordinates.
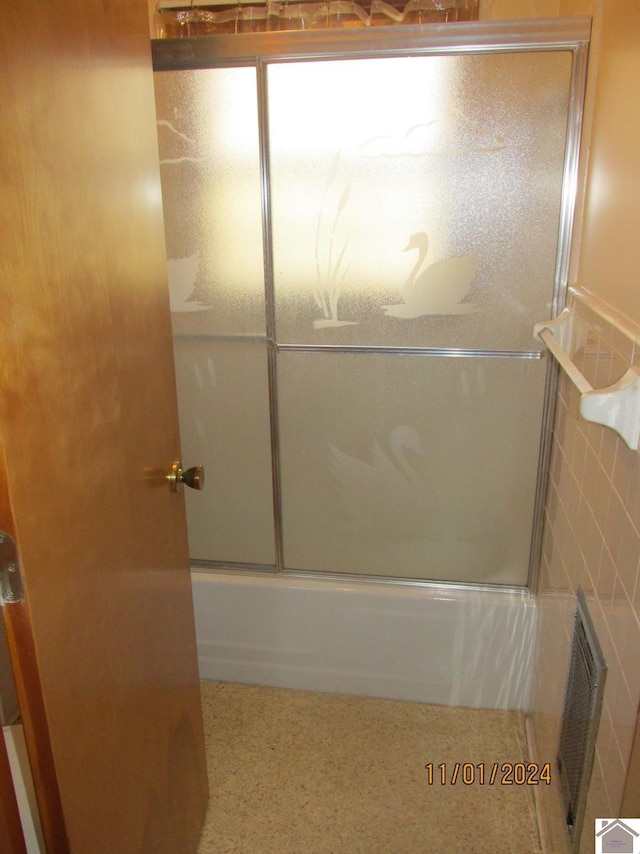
[424, 762, 552, 786]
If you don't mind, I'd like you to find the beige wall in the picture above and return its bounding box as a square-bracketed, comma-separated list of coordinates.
[480, 0, 559, 18]
[574, 0, 640, 323]
[530, 2, 640, 852]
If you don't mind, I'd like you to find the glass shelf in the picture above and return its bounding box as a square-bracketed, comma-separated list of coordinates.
[153, 0, 478, 37]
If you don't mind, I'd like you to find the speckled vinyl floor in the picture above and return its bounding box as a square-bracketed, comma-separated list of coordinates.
[196, 681, 542, 853]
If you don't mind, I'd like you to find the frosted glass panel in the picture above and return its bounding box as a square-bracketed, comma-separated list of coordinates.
[173, 339, 275, 565]
[269, 52, 572, 349]
[154, 68, 265, 336]
[153, 35, 581, 586]
[278, 352, 546, 584]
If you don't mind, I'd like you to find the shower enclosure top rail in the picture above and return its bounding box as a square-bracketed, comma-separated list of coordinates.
[151, 16, 591, 69]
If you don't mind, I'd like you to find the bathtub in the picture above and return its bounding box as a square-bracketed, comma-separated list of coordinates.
[191, 571, 537, 711]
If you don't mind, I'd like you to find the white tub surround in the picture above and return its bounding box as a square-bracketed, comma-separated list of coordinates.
[192, 572, 536, 711]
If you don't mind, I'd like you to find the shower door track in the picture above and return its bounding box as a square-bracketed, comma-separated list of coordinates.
[190, 559, 536, 596]
[151, 18, 592, 71]
[154, 17, 590, 591]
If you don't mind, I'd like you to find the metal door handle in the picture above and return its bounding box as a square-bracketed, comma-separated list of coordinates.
[167, 461, 205, 492]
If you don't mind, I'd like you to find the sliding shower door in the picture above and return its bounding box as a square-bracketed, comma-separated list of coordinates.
[155, 68, 276, 567]
[153, 22, 587, 587]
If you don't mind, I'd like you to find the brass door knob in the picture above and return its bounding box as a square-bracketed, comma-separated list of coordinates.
[167, 461, 205, 492]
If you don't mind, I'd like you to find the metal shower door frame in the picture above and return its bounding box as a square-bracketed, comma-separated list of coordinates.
[153, 17, 591, 591]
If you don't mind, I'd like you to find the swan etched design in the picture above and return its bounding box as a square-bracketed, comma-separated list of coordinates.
[167, 253, 211, 313]
[329, 425, 429, 540]
[330, 425, 424, 491]
[383, 232, 479, 318]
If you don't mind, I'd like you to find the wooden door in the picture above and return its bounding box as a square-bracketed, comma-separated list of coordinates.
[0, 1, 209, 852]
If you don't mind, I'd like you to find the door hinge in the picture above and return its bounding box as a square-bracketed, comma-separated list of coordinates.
[0, 532, 24, 604]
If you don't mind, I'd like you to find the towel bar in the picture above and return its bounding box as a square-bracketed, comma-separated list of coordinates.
[534, 309, 640, 451]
